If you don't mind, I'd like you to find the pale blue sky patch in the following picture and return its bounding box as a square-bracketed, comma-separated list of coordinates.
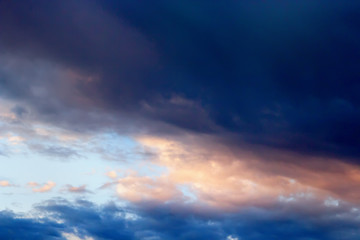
[0, 97, 163, 211]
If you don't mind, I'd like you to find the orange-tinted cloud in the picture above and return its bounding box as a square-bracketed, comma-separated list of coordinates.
[0, 180, 12, 187]
[106, 170, 117, 179]
[108, 135, 360, 209]
[28, 181, 56, 193]
[116, 174, 183, 202]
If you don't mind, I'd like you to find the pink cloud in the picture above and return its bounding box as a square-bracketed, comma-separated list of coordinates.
[0, 180, 12, 187]
[28, 181, 56, 193]
[107, 135, 360, 209]
[106, 170, 117, 179]
[116, 174, 183, 203]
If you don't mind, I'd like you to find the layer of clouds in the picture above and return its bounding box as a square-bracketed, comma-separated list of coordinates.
[1, 0, 360, 161]
[0, 198, 359, 240]
[101, 135, 360, 208]
[0, 97, 155, 163]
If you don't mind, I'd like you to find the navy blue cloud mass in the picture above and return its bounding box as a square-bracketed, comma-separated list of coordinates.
[1, 199, 359, 240]
[93, 0, 360, 161]
[1, 0, 360, 160]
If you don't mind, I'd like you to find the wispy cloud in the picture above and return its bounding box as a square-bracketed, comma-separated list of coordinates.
[28, 181, 56, 193]
[106, 171, 117, 179]
[0, 180, 13, 187]
[63, 185, 91, 194]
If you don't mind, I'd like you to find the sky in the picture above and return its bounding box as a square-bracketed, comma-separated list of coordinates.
[1, 0, 360, 239]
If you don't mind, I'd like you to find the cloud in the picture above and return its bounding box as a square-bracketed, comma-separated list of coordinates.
[0, 0, 157, 117]
[115, 174, 183, 203]
[62, 232, 94, 240]
[102, 135, 360, 209]
[27, 182, 39, 187]
[106, 171, 117, 179]
[0, 180, 12, 187]
[63, 185, 91, 194]
[1, 0, 360, 163]
[29, 181, 56, 193]
[0, 0, 157, 73]
[29, 144, 80, 159]
[7, 135, 25, 145]
[0, 210, 64, 240]
[0, 198, 359, 240]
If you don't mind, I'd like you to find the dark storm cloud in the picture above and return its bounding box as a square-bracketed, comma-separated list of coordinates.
[94, 0, 360, 160]
[1, 0, 360, 160]
[0, 210, 63, 240]
[0, 0, 157, 129]
[0, 0, 156, 74]
[0, 199, 359, 240]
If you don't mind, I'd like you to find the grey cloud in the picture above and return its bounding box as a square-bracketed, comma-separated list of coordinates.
[29, 144, 80, 159]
